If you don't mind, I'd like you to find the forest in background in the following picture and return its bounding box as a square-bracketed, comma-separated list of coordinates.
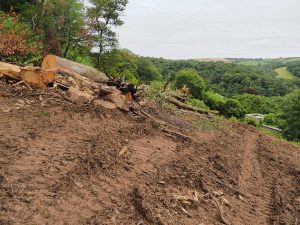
[0, 0, 299, 141]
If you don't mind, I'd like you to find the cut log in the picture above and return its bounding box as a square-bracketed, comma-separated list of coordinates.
[42, 55, 108, 82]
[20, 67, 56, 89]
[93, 99, 117, 110]
[0, 62, 21, 80]
[106, 93, 130, 111]
[49, 67, 101, 90]
[165, 96, 209, 115]
[66, 87, 94, 104]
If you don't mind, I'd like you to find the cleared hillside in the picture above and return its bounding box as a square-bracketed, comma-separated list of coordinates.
[0, 80, 299, 225]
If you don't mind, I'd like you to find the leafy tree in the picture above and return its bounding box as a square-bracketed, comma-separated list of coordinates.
[287, 62, 300, 78]
[234, 94, 281, 114]
[100, 49, 138, 77]
[136, 57, 162, 84]
[87, 0, 128, 68]
[280, 89, 300, 141]
[220, 99, 246, 119]
[174, 68, 206, 99]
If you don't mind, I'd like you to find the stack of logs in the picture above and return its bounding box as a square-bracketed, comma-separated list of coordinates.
[0, 55, 139, 112]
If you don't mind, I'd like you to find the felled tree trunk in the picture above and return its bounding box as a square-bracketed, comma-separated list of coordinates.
[42, 55, 108, 82]
[165, 96, 209, 115]
[20, 67, 56, 89]
[0, 62, 21, 80]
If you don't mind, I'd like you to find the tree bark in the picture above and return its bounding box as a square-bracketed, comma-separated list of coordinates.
[41, 0, 48, 17]
[165, 96, 210, 115]
[42, 54, 108, 82]
[0, 62, 21, 80]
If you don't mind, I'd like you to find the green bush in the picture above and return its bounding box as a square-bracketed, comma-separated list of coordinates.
[144, 81, 167, 108]
[174, 68, 206, 99]
[187, 97, 209, 110]
[203, 91, 226, 110]
[220, 99, 246, 119]
[244, 118, 260, 127]
[264, 113, 284, 127]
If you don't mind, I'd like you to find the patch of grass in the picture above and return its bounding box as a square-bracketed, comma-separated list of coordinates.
[237, 60, 269, 66]
[259, 127, 300, 147]
[274, 67, 297, 80]
[195, 116, 224, 131]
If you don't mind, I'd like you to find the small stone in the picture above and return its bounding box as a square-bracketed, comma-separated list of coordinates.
[74, 181, 84, 188]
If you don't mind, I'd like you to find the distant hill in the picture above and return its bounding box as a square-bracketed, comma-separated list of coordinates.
[195, 58, 232, 63]
[194, 57, 300, 66]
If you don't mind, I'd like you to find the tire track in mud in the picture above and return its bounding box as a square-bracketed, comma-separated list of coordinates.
[237, 133, 273, 225]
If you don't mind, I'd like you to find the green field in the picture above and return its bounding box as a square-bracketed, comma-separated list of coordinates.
[237, 60, 269, 66]
[275, 67, 297, 80]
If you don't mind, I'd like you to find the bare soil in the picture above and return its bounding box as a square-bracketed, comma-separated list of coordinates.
[0, 80, 299, 225]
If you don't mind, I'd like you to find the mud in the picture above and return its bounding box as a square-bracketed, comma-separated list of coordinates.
[0, 80, 299, 225]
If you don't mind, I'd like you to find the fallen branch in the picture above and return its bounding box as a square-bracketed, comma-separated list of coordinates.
[140, 109, 181, 131]
[207, 175, 249, 198]
[133, 109, 192, 141]
[165, 96, 209, 115]
[162, 127, 192, 141]
[12, 80, 25, 86]
[202, 180, 231, 225]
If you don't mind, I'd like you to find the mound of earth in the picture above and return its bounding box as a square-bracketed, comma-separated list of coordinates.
[0, 80, 299, 225]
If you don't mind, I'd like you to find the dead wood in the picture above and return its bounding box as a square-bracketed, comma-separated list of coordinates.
[161, 127, 192, 141]
[134, 109, 193, 141]
[202, 180, 231, 225]
[165, 96, 209, 115]
[20, 67, 56, 89]
[12, 80, 25, 86]
[42, 55, 108, 82]
[207, 175, 249, 198]
[0, 62, 21, 80]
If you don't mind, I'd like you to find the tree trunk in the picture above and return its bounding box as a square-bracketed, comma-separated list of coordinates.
[42, 54, 108, 82]
[20, 67, 56, 89]
[0, 62, 21, 80]
[165, 96, 211, 115]
[63, 27, 72, 58]
[41, 0, 48, 17]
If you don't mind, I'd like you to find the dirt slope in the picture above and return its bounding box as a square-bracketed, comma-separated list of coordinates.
[0, 81, 299, 225]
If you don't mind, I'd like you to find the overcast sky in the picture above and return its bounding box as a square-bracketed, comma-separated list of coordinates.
[117, 0, 300, 59]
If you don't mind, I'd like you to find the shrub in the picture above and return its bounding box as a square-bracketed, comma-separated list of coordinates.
[187, 97, 209, 110]
[144, 81, 167, 108]
[203, 91, 226, 110]
[244, 118, 259, 127]
[174, 68, 206, 99]
[264, 113, 284, 127]
[0, 12, 42, 65]
[220, 98, 246, 119]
